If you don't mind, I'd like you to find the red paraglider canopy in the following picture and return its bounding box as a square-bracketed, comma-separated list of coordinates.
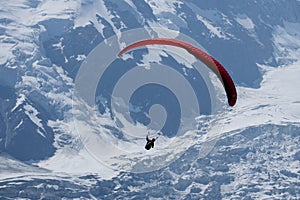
[118, 38, 237, 107]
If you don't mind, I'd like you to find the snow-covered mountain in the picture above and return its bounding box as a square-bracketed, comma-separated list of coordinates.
[0, 0, 300, 199]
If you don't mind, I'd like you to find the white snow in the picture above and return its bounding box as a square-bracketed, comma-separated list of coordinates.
[37, 104, 120, 179]
[145, 0, 181, 15]
[73, 0, 104, 29]
[34, 0, 80, 20]
[75, 54, 86, 62]
[235, 14, 263, 45]
[38, 142, 118, 179]
[0, 42, 14, 66]
[24, 104, 46, 137]
[14, 120, 23, 130]
[11, 94, 26, 112]
[222, 61, 300, 134]
[0, 0, 81, 68]
[0, 153, 49, 179]
[273, 21, 300, 64]
[123, 26, 204, 71]
[217, 21, 300, 133]
[197, 15, 230, 40]
[73, 0, 125, 42]
[235, 14, 255, 30]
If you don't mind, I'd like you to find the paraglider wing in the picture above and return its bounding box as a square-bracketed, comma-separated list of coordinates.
[118, 38, 237, 106]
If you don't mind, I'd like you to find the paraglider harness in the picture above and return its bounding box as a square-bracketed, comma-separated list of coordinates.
[145, 134, 158, 150]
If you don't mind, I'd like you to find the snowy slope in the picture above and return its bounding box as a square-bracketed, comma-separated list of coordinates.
[0, 0, 300, 199]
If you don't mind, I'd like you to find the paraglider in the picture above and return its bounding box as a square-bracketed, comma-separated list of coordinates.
[118, 38, 237, 107]
[145, 134, 158, 150]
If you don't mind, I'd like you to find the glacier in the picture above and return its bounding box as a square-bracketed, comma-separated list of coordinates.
[0, 0, 300, 199]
